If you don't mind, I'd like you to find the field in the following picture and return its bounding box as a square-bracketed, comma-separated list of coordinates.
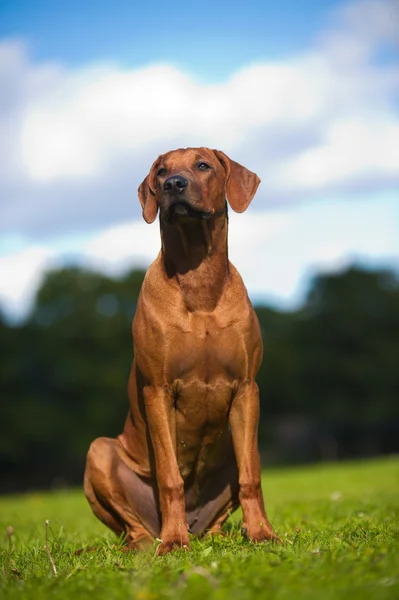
[1, 457, 398, 599]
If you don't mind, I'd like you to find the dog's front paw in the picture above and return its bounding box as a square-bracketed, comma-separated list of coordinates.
[242, 521, 281, 544]
[156, 524, 191, 555]
[156, 539, 190, 555]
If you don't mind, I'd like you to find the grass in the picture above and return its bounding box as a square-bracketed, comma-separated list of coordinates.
[0, 457, 398, 599]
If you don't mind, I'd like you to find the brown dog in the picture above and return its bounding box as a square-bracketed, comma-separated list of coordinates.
[84, 147, 279, 555]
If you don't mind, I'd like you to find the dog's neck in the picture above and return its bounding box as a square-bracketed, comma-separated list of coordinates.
[160, 211, 229, 312]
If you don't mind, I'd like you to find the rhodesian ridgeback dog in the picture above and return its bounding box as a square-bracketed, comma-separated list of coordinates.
[84, 147, 279, 555]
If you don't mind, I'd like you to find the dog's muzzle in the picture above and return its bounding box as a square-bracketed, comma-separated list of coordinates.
[163, 199, 213, 223]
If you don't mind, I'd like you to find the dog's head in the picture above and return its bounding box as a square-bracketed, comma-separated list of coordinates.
[138, 147, 260, 224]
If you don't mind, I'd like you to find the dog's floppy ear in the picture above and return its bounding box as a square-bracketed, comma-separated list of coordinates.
[213, 150, 260, 213]
[138, 175, 158, 224]
[138, 156, 163, 224]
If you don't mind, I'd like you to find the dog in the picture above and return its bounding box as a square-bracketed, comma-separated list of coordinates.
[84, 147, 279, 555]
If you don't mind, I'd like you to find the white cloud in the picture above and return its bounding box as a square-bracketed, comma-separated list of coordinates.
[228, 193, 399, 305]
[0, 246, 56, 319]
[0, 0, 398, 238]
[82, 219, 160, 274]
[275, 117, 399, 190]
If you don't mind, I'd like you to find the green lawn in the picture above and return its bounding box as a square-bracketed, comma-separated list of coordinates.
[1, 457, 398, 599]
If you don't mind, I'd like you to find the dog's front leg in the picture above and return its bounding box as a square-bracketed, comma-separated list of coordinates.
[144, 385, 190, 555]
[229, 380, 280, 543]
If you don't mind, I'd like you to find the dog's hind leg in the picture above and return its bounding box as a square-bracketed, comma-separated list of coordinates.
[84, 436, 161, 550]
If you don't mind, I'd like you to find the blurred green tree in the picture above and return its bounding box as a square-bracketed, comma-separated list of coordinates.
[0, 264, 398, 490]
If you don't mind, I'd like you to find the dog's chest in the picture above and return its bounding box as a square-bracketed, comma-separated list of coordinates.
[174, 377, 233, 478]
[167, 313, 247, 383]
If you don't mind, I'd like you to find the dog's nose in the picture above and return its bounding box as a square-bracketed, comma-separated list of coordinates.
[163, 175, 188, 194]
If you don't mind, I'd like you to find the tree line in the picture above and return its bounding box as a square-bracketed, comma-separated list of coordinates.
[1, 264, 398, 492]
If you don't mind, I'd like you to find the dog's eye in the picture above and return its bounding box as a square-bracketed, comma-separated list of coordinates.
[197, 162, 211, 171]
[157, 168, 167, 177]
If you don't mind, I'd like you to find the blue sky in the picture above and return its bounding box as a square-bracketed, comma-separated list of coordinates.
[0, 0, 398, 320]
[1, 0, 345, 79]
